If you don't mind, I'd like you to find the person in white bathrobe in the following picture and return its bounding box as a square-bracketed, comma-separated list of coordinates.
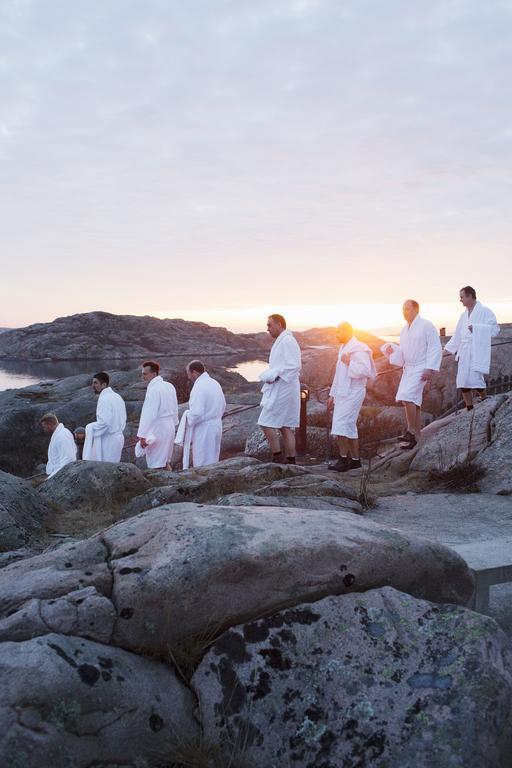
[327, 323, 377, 472]
[257, 314, 302, 464]
[136, 360, 179, 469]
[382, 300, 442, 449]
[444, 286, 500, 411]
[83, 372, 127, 462]
[41, 413, 77, 478]
[175, 361, 226, 469]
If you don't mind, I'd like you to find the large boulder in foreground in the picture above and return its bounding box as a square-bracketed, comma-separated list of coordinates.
[0, 470, 51, 553]
[0, 632, 197, 768]
[193, 587, 512, 768]
[0, 504, 474, 655]
[38, 461, 151, 534]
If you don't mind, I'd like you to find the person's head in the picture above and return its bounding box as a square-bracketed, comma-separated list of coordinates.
[459, 286, 477, 307]
[402, 299, 420, 324]
[92, 371, 109, 394]
[141, 360, 160, 385]
[74, 427, 85, 444]
[266, 313, 286, 338]
[40, 413, 59, 435]
[335, 321, 354, 345]
[186, 359, 205, 383]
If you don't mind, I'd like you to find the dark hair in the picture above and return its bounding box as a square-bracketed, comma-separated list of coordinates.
[187, 360, 205, 375]
[93, 371, 109, 386]
[142, 360, 160, 374]
[460, 285, 476, 300]
[268, 313, 286, 329]
[40, 412, 58, 425]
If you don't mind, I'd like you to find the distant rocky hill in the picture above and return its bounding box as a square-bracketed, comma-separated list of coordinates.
[0, 312, 271, 361]
[0, 312, 384, 361]
[294, 326, 384, 352]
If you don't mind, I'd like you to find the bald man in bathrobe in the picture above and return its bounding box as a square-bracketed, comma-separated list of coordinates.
[258, 313, 302, 464]
[83, 372, 127, 462]
[327, 322, 377, 472]
[444, 285, 500, 411]
[136, 360, 179, 469]
[40, 413, 77, 478]
[175, 361, 226, 468]
[383, 300, 442, 449]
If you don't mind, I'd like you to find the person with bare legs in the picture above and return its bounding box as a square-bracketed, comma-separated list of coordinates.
[444, 286, 500, 411]
[258, 314, 302, 464]
[383, 300, 442, 450]
[327, 322, 376, 472]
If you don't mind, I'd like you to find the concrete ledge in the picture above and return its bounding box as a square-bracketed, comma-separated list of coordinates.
[451, 539, 512, 614]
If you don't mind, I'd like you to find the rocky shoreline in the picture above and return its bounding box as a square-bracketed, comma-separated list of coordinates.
[1, 316, 512, 767]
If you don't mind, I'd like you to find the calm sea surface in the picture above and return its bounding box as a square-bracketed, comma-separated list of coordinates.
[0, 356, 269, 392]
[0, 337, 399, 392]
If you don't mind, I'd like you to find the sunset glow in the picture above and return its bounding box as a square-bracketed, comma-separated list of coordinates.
[156, 300, 512, 335]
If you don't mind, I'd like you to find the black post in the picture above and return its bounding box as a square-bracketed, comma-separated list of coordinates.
[296, 384, 309, 456]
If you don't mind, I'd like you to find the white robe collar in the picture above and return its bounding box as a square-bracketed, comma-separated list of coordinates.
[147, 375, 163, 390]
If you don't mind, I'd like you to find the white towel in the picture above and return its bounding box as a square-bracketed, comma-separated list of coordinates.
[175, 411, 193, 470]
[472, 324, 493, 374]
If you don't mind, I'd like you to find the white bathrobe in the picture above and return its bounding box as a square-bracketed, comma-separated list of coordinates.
[444, 302, 500, 389]
[175, 372, 226, 469]
[330, 336, 377, 438]
[386, 316, 442, 406]
[83, 387, 127, 462]
[257, 330, 302, 429]
[136, 375, 179, 468]
[46, 423, 77, 478]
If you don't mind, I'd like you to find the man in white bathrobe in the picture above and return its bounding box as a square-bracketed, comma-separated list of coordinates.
[175, 361, 226, 469]
[41, 413, 76, 478]
[136, 360, 179, 469]
[383, 300, 442, 449]
[258, 313, 302, 464]
[83, 372, 127, 462]
[327, 322, 377, 472]
[444, 286, 500, 411]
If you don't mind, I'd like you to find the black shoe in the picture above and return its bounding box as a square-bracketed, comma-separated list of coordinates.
[272, 453, 284, 463]
[340, 458, 362, 472]
[328, 457, 349, 471]
[399, 434, 417, 450]
[399, 430, 414, 442]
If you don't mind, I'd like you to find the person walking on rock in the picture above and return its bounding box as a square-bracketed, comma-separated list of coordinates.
[136, 360, 179, 469]
[382, 300, 442, 450]
[327, 322, 377, 472]
[257, 313, 302, 464]
[175, 361, 226, 469]
[444, 286, 500, 411]
[83, 372, 127, 462]
[40, 413, 76, 477]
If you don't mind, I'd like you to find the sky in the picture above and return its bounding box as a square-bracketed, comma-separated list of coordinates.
[1, 0, 511, 333]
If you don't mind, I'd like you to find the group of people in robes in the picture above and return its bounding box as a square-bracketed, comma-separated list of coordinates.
[41, 285, 500, 479]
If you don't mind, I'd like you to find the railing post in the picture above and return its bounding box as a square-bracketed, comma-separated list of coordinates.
[296, 383, 310, 456]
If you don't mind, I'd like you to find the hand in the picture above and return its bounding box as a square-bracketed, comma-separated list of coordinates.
[327, 396, 335, 412]
[340, 354, 350, 365]
[139, 437, 148, 448]
[421, 370, 434, 382]
[468, 324, 473, 333]
[383, 344, 393, 357]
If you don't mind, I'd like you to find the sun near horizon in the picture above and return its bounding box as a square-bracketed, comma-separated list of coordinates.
[154, 299, 512, 336]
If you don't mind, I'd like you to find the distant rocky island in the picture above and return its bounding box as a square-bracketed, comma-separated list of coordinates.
[0, 310, 385, 361]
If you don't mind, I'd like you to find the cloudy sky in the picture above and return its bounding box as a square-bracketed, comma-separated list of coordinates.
[1, 0, 511, 331]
